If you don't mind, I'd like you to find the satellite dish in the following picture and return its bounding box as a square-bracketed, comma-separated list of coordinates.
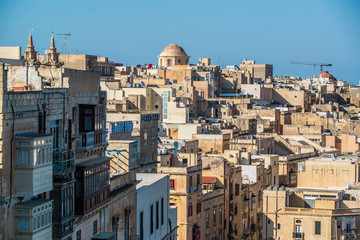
[173, 141, 181, 150]
[227, 103, 232, 108]
[141, 81, 145, 87]
[173, 150, 178, 156]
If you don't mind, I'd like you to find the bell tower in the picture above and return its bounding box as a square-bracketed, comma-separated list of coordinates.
[23, 30, 39, 66]
[46, 33, 60, 65]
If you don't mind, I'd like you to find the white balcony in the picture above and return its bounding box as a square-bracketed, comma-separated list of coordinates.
[14, 133, 53, 197]
[15, 198, 53, 240]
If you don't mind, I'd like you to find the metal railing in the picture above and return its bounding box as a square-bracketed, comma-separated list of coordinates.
[293, 232, 304, 239]
[79, 131, 94, 149]
[102, 130, 107, 144]
[53, 149, 75, 172]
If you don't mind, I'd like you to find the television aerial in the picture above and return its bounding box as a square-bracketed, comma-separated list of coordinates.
[56, 33, 71, 55]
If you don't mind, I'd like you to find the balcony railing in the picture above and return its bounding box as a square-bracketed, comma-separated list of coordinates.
[78, 131, 94, 149]
[293, 232, 304, 239]
[53, 149, 75, 172]
[102, 130, 107, 144]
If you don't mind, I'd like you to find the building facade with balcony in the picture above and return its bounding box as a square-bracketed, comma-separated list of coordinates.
[157, 152, 202, 240]
[0, 65, 63, 238]
[0, 34, 110, 240]
[201, 176, 225, 240]
[104, 140, 139, 240]
[202, 155, 243, 240]
[263, 187, 360, 240]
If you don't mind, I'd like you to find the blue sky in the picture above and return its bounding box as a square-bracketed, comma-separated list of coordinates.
[1, 0, 359, 84]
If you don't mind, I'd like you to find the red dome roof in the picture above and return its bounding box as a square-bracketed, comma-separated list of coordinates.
[318, 71, 335, 79]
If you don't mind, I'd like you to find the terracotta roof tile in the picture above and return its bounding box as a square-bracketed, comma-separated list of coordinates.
[202, 176, 217, 184]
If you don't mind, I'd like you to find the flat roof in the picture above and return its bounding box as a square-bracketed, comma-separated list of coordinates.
[15, 198, 51, 208]
[16, 132, 52, 139]
[92, 232, 114, 240]
[309, 154, 358, 163]
[108, 140, 137, 144]
[219, 93, 245, 97]
[136, 173, 168, 191]
[288, 187, 344, 193]
[77, 157, 111, 168]
[0, 58, 25, 66]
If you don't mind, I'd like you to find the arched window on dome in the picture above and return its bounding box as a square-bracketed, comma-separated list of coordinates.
[167, 59, 171, 66]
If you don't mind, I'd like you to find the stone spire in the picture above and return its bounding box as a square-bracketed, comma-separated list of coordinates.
[46, 33, 60, 65]
[50, 33, 56, 51]
[24, 30, 39, 66]
[27, 31, 34, 51]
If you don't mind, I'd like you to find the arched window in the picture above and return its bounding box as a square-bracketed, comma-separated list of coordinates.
[167, 59, 171, 66]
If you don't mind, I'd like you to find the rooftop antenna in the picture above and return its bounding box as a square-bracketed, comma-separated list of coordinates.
[56, 33, 71, 56]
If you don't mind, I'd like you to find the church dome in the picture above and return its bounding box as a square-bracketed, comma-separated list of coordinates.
[159, 44, 188, 57]
[318, 71, 335, 79]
